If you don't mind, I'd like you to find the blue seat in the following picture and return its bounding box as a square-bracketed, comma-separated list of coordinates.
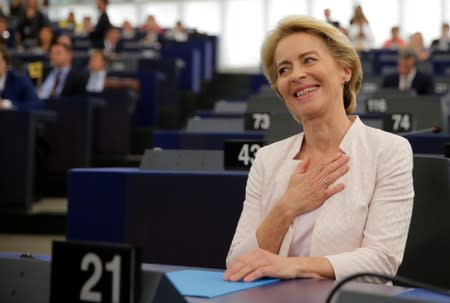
[397, 155, 450, 289]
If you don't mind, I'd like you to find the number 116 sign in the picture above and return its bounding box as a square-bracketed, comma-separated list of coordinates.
[50, 241, 140, 303]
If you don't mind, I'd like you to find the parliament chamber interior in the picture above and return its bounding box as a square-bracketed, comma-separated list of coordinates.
[1, 1, 450, 302]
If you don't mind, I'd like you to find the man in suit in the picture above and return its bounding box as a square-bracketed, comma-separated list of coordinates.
[0, 46, 41, 110]
[430, 22, 450, 51]
[38, 42, 88, 100]
[89, 0, 111, 49]
[382, 48, 434, 95]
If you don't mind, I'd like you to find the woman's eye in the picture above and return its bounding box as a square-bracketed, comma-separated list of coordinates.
[304, 57, 316, 64]
[278, 67, 287, 75]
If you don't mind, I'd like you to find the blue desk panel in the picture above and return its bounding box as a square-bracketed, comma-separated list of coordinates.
[67, 168, 248, 268]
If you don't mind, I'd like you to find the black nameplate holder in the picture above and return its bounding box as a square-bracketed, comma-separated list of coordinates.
[50, 240, 140, 303]
[224, 139, 265, 170]
[383, 112, 413, 133]
[366, 97, 388, 113]
[244, 112, 271, 130]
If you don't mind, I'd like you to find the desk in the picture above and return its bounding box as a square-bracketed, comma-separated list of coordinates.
[403, 133, 450, 154]
[152, 130, 264, 150]
[67, 168, 248, 268]
[0, 253, 407, 303]
[44, 97, 105, 175]
[0, 110, 56, 213]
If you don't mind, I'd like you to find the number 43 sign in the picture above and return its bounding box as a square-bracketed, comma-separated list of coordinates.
[50, 241, 140, 303]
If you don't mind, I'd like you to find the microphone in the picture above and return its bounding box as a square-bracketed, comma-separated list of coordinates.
[399, 126, 442, 136]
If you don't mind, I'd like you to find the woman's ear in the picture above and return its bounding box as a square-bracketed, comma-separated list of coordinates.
[343, 66, 352, 83]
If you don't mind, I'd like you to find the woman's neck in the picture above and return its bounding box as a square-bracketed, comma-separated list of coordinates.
[300, 111, 353, 156]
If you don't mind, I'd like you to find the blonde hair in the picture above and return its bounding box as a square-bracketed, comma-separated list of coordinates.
[261, 15, 362, 114]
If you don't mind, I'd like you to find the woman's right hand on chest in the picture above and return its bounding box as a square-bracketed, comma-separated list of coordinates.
[279, 153, 350, 216]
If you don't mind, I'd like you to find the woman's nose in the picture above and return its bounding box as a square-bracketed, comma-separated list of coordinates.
[290, 66, 306, 82]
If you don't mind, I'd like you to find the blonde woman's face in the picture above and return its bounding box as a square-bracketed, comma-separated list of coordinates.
[274, 32, 351, 121]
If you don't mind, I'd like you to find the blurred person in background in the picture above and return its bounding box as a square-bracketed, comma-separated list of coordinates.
[382, 26, 406, 50]
[38, 43, 88, 100]
[16, 0, 49, 49]
[32, 25, 56, 54]
[347, 5, 374, 51]
[430, 22, 450, 51]
[165, 20, 188, 42]
[382, 47, 434, 95]
[406, 32, 430, 61]
[0, 14, 15, 48]
[121, 20, 136, 40]
[0, 46, 41, 110]
[89, 0, 111, 48]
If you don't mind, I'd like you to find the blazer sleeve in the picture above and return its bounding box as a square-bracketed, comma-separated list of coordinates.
[325, 137, 414, 280]
[226, 147, 267, 267]
[381, 73, 398, 89]
[415, 72, 435, 95]
[6, 72, 42, 110]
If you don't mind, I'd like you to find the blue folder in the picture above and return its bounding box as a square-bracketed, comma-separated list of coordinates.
[166, 269, 280, 298]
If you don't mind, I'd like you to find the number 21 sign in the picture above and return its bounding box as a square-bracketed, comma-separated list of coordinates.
[51, 241, 140, 303]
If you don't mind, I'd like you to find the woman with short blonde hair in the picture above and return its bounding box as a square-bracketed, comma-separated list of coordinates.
[225, 15, 413, 282]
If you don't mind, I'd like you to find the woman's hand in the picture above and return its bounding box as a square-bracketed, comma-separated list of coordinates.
[224, 248, 301, 282]
[280, 153, 350, 216]
[224, 248, 330, 282]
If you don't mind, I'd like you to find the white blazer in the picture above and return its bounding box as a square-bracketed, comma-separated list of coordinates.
[226, 116, 414, 280]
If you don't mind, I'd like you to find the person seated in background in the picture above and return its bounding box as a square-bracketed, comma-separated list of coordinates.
[0, 14, 15, 48]
[347, 5, 374, 51]
[59, 11, 78, 32]
[9, 0, 25, 20]
[140, 15, 163, 34]
[102, 26, 123, 58]
[38, 43, 88, 100]
[382, 26, 406, 50]
[75, 16, 92, 37]
[430, 22, 450, 52]
[57, 34, 72, 49]
[165, 20, 188, 42]
[0, 46, 41, 110]
[15, 0, 50, 49]
[140, 17, 161, 49]
[406, 32, 430, 61]
[86, 50, 139, 94]
[382, 48, 434, 95]
[121, 20, 136, 40]
[31, 25, 56, 54]
[225, 15, 413, 283]
[85, 50, 107, 93]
